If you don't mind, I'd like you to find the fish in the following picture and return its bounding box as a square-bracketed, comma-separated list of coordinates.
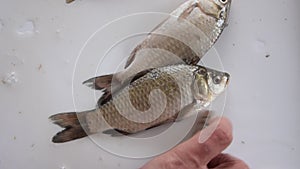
[49, 64, 230, 143]
[83, 0, 232, 97]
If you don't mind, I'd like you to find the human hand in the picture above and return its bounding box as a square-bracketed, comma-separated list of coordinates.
[141, 117, 249, 169]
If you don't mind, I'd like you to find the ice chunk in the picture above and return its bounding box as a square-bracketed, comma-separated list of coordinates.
[17, 20, 35, 35]
[2, 72, 18, 85]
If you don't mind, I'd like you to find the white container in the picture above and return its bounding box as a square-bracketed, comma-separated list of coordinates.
[0, 0, 299, 168]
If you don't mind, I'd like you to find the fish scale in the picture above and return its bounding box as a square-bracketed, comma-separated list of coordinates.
[83, 65, 215, 134]
[49, 0, 232, 143]
[50, 64, 229, 142]
[83, 0, 232, 92]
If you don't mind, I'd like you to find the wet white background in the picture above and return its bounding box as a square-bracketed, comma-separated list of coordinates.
[0, 0, 299, 169]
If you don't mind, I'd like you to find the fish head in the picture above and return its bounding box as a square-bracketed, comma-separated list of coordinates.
[198, 0, 232, 27]
[192, 65, 230, 103]
[206, 67, 230, 96]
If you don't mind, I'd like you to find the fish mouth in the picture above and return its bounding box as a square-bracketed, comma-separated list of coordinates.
[224, 72, 230, 86]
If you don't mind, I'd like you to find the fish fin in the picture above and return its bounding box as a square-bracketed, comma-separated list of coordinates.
[176, 101, 198, 122]
[96, 68, 154, 106]
[148, 17, 169, 34]
[178, 3, 198, 20]
[124, 45, 140, 68]
[102, 129, 131, 136]
[124, 16, 169, 69]
[97, 89, 112, 106]
[123, 15, 171, 69]
[83, 66, 154, 90]
[52, 127, 87, 143]
[181, 110, 211, 141]
[196, 110, 211, 127]
[49, 111, 89, 143]
[129, 68, 154, 83]
[145, 118, 176, 131]
[83, 74, 115, 90]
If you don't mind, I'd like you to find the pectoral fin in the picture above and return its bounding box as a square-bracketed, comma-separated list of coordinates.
[178, 3, 199, 20]
[176, 101, 198, 122]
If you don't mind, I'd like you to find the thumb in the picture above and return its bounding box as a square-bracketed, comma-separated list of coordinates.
[174, 117, 233, 165]
[198, 117, 234, 164]
[141, 117, 233, 168]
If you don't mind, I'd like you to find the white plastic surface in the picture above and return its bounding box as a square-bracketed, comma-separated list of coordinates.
[0, 0, 299, 169]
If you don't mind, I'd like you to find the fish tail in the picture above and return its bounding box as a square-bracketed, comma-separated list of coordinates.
[49, 111, 91, 143]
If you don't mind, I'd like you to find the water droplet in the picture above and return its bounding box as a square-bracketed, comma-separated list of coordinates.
[2, 72, 18, 85]
[17, 20, 35, 36]
[55, 26, 65, 39]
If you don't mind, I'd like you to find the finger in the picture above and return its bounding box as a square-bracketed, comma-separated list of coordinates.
[143, 118, 232, 169]
[194, 117, 233, 164]
[141, 117, 233, 169]
[167, 117, 233, 166]
[208, 153, 249, 169]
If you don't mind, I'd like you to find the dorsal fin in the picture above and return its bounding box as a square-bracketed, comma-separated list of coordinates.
[82, 74, 114, 90]
[95, 68, 154, 106]
[97, 89, 112, 107]
[129, 68, 154, 84]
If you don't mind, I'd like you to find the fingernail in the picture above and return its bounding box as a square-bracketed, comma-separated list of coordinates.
[198, 118, 220, 143]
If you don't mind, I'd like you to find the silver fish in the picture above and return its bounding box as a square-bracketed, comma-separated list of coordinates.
[50, 64, 229, 143]
[83, 0, 231, 95]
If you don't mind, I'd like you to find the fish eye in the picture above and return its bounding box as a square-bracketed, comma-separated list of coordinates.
[213, 75, 222, 84]
[219, 0, 228, 4]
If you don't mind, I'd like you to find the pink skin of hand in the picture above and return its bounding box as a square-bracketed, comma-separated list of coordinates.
[140, 117, 249, 169]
